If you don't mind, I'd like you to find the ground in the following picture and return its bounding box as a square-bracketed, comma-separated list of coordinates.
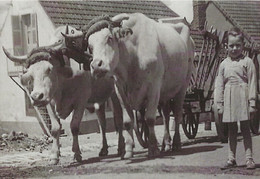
[0, 122, 260, 178]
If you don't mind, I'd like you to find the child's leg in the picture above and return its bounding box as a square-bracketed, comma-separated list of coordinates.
[240, 120, 253, 160]
[228, 122, 238, 161]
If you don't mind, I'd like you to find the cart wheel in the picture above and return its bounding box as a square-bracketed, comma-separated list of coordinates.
[212, 104, 228, 143]
[182, 111, 199, 139]
[250, 110, 259, 134]
[134, 110, 148, 148]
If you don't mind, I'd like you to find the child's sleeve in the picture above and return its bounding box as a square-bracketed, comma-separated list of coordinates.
[214, 62, 224, 110]
[214, 62, 225, 110]
[247, 58, 257, 108]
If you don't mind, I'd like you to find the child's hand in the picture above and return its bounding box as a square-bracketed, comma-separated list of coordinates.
[218, 108, 224, 114]
[249, 106, 256, 113]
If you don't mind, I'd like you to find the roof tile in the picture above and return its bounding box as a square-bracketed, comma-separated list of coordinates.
[40, 0, 178, 27]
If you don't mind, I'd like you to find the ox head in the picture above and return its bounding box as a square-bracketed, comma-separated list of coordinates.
[62, 14, 132, 78]
[57, 25, 92, 67]
[3, 43, 73, 107]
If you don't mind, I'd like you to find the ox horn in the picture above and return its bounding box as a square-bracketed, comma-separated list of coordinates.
[85, 20, 111, 40]
[65, 24, 69, 34]
[27, 40, 64, 58]
[2, 47, 27, 64]
[111, 13, 129, 26]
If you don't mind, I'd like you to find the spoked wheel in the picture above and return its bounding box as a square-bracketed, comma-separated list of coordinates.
[250, 109, 259, 135]
[212, 103, 228, 143]
[133, 110, 149, 148]
[182, 111, 199, 139]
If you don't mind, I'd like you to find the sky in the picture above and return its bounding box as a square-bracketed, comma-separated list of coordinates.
[162, 0, 193, 23]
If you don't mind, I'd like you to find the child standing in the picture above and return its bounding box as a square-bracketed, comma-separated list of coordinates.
[215, 27, 257, 170]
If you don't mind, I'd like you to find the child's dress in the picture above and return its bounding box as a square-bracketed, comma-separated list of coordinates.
[215, 56, 257, 122]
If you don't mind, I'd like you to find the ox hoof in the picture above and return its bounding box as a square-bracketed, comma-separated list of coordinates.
[74, 153, 82, 162]
[123, 151, 133, 159]
[148, 146, 160, 158]
[172, 133, 181, 151]
[99, 148, 108, 157]
[117, 148, 125, 157]
[161, 142, 171, 152]
[172, 142, 182, 151]
[172, 145, 182, 151]
[164, 144, 172, 152]
[49, 158, 59, 165]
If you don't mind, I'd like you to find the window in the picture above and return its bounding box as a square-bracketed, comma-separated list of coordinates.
[11, 13, 39, 116]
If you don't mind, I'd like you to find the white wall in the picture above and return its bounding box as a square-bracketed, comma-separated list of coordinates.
[0, 0, 57, 135]
[0, 2, 28, 122]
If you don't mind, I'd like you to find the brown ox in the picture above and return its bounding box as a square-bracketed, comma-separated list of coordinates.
[63, 13, 194, 159]
[2, 26, 124, 164]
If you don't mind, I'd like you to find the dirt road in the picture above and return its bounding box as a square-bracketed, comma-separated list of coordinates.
[0, 123, 260, 178]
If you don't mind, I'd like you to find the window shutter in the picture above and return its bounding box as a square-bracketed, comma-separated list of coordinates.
[11, 15, 24, 56]
[31, 13, 38, 47]
[21, 13, 38, 53]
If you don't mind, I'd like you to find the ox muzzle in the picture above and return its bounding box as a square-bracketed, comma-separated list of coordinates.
[29, 90, 49, 107]
[90, 59, 108, 78]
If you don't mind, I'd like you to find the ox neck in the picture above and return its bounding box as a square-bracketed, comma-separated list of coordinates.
[114, 40, 136, 82]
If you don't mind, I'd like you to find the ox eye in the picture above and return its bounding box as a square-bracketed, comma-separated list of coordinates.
[27, 79, 34, 93]
[28, 79, 32, 86]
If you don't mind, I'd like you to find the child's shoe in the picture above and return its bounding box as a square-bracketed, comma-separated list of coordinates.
[246, 158, 255, 170]
[221, 159, 237, 170]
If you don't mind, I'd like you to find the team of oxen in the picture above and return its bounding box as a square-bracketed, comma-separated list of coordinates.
[3, 13, 195, 164]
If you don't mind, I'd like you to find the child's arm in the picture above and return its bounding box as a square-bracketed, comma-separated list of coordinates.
[247, 58, 257, 111]
[214, 62, 225, 113]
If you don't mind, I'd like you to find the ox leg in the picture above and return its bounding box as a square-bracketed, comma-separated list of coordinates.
[70, 108, 84, 162]
[171, 90, 186, 151]
[123, 108, 135, 159]
[46, 104, 61, 165]
[96, 103, 109, 156]
[145, 88, 161, 158]
[110, 92, 125, 157]
[161, 102, 171, 152]
[114, 84, 135, 159]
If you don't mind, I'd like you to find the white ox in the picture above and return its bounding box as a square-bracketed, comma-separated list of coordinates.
[64, 13, 194, 158]
[2, 26, 125, 164]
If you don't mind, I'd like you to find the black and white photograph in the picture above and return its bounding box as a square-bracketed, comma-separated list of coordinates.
[0, 0, 260, 178]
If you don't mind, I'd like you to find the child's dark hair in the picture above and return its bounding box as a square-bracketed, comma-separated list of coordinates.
[228, 27, 244, 42]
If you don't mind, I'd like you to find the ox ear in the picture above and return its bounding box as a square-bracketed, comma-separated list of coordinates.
[56, 66, 73, 78]
[113, 27, 133, 40]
